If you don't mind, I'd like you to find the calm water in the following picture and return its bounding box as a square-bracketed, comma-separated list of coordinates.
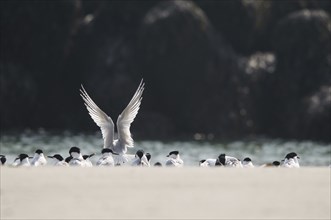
[0, 131, 330, 166]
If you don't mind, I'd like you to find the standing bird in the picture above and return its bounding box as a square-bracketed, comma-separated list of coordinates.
[83, 153, 95, 167]
[165, 151, 184, 167]
[216, 154, 242, 168]
[131, 150, 150, 167]
[146, 153, 151, 164]
[15, 154, 31, 167]
[242, 157, 254, 168]
[30, 149, 47, 166]
[68, 146, 85, 167]
[96, 148, 118, 167]
[48, 154, 69, 166]
[0, 155, 6, 165]
[145, 152, 152, 167]
[80, 80, 144, 165]
[282, 152, 300, 168]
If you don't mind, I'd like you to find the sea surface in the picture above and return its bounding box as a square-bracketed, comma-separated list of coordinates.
[1, 131, 330, 166]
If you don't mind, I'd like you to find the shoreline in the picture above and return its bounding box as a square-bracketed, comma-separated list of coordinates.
[1, 167, 330, 219]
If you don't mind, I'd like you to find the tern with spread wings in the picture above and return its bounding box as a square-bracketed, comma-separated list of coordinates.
[80, 80, 144, 165]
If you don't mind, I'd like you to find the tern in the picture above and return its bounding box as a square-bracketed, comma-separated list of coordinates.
[15, 154, 31, 167]
[242, 157, 254, 168]
[154, 162, 162, 167]
[83, 153, 95, 167]
[199, 159, 217, 167]
[165, 151, 184, 167]
[65, 156, 73, 164]
[281, 152, 300, 168]
[131, 150, 150, 167]
[216, 154, 242, 168]
[96, 148, 118, 167]
[80, 80, 144, 165]
[68, 146, 85, 167]
[30, 149, 47, 166]
[0, 155, 6, 165]
[146, 153, 151, 164]
[47, 154, 69, 166]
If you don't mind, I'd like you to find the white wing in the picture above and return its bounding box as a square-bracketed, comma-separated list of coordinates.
[165, 159, 176, 166]
[225, 156, 242, 167]
[80, 85, 115, 148]
[116, 79, 144, 148]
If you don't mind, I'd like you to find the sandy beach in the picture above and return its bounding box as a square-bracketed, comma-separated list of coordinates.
[1, 167, 330, 219]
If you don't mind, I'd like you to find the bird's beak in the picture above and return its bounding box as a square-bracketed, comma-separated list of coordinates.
[166, 155, 170, 157]
[297, 156, 300, 159]
[112, 152, 119, 155]
[47, 156, 54, 158]
[89, 153, 95, 158]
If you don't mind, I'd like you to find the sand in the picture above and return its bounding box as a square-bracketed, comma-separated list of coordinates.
[0, 167, 330, 219]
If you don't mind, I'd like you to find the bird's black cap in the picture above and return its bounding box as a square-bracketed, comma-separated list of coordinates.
[0, 156, 6, 165]
[285, 152, 298, 159]
[101, 148, 119, 155]
[35, 149, 43, 154]
[69, 146, 80, 155]
[83, 154, 95, 160]
[136, 150, 145, 159]
[146, 153, 151, 161]
[167, 151, 179, 156]
[243, 157, 252, 162]
[154, 162, 162, 167]
[272, 161, 281, 166]
[48, 154, 64, 161]
[216, 154, 226, 166]
[19, 153, 29, 161]
[65, 156, 73, 163]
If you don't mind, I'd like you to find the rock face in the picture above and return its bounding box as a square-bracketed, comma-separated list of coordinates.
[135, 1, 243, 137]
[0, 0, 81, 129]
[303, 86, 331, 140]
[0, 0, 330, 141]
[273, 10, 331, 95]
[269, 10, 331, 139]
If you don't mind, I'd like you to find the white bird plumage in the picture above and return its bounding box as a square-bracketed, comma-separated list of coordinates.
[14, 154, 31, 167]
[30, 149, 47, 166]
[281, 152, 300, 168]
[216, 154, 243, 168]
[83, 154, 95, 167]
[97, 156, 114, 167]
[131, 150, 150, 167]
[96, 148, 118, 166]
[48, 154, 69, 166]
[242, 157, 254, 168]
[80, 80, 144, 165]
[68, 147, 85, 167]
[199, 159, 217, 167]
[165, 151, 184, 167]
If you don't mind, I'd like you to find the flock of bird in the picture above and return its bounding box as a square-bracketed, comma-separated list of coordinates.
[0, 80, 301, 168]
[0, 149, 300, 168]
